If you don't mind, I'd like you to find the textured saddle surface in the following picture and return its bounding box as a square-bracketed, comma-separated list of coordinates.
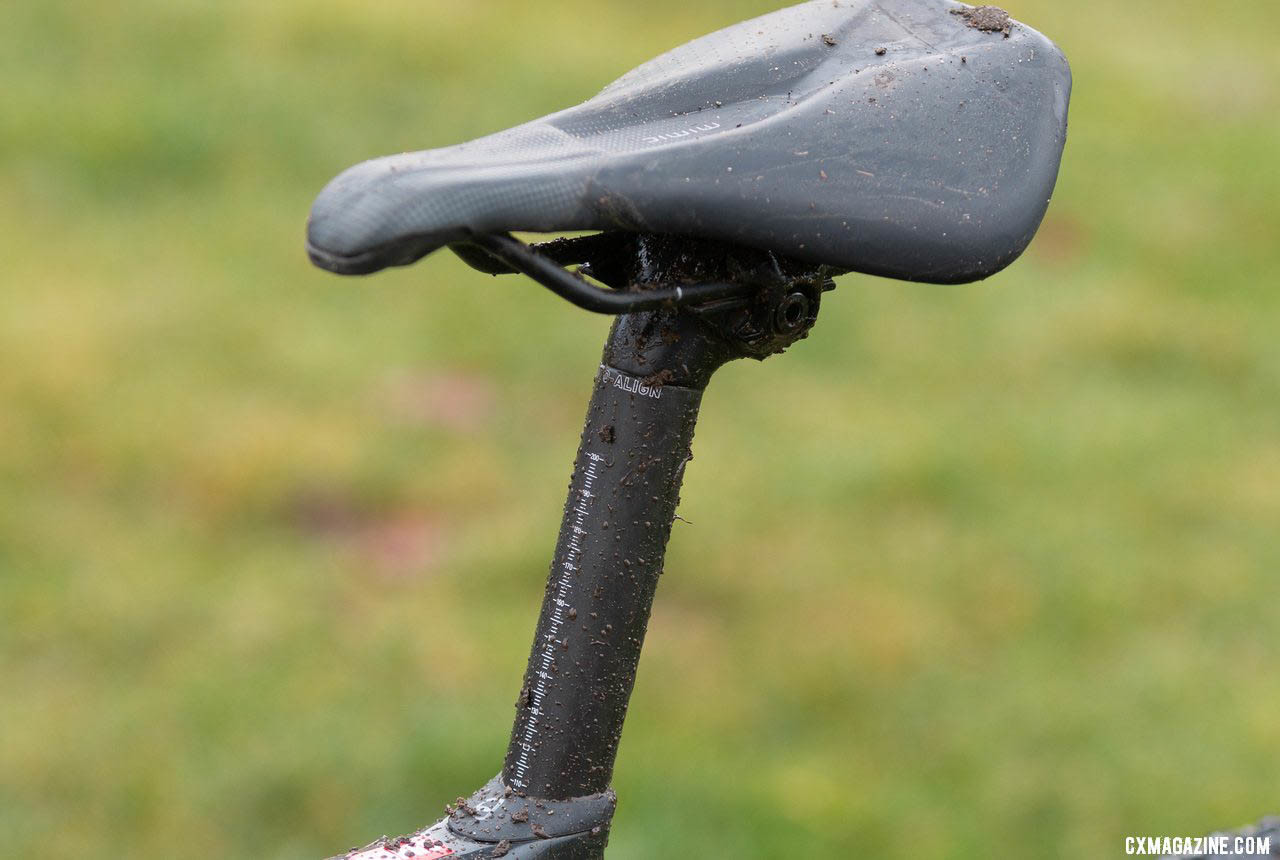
[307, 0, 1071, 284]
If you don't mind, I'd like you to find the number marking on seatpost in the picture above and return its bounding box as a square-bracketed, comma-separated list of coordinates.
[510, 451, 604, 791]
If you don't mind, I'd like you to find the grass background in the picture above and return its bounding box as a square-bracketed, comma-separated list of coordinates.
[2, 0, 1277, 856]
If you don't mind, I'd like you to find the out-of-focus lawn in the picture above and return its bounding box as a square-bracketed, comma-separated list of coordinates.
[2, 1, 1277, 857]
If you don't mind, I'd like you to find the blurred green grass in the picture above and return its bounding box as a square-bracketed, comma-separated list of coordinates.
[2, 0, 1278, 857]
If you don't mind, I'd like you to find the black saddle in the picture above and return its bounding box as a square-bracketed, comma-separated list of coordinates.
[307, 0, 1071, 285]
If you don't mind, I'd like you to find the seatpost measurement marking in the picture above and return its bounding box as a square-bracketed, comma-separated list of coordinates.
[510, 451, 604, 791]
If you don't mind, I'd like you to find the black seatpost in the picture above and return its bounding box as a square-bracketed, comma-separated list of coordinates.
[375, 237, 836, 860]
[502, 310, 729, 799]
[501, 236, 834, 804]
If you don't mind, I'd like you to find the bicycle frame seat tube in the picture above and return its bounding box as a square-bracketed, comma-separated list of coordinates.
[502, 308, 735, 799]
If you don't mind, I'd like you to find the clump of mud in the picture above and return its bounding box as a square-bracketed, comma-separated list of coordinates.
[951, 5, 1012, 38]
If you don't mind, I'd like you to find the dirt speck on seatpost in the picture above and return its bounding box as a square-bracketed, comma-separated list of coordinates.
[950, 5, 1013, 38]
[641, 368, 675, 389]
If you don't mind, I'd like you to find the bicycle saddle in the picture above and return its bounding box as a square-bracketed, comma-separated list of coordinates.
[307, 0, 1071, 285]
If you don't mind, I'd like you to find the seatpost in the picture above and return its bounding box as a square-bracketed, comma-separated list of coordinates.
[501, 237, 834, 802]
[502, 309, 728, 799]
[332, 238, 836, 859]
